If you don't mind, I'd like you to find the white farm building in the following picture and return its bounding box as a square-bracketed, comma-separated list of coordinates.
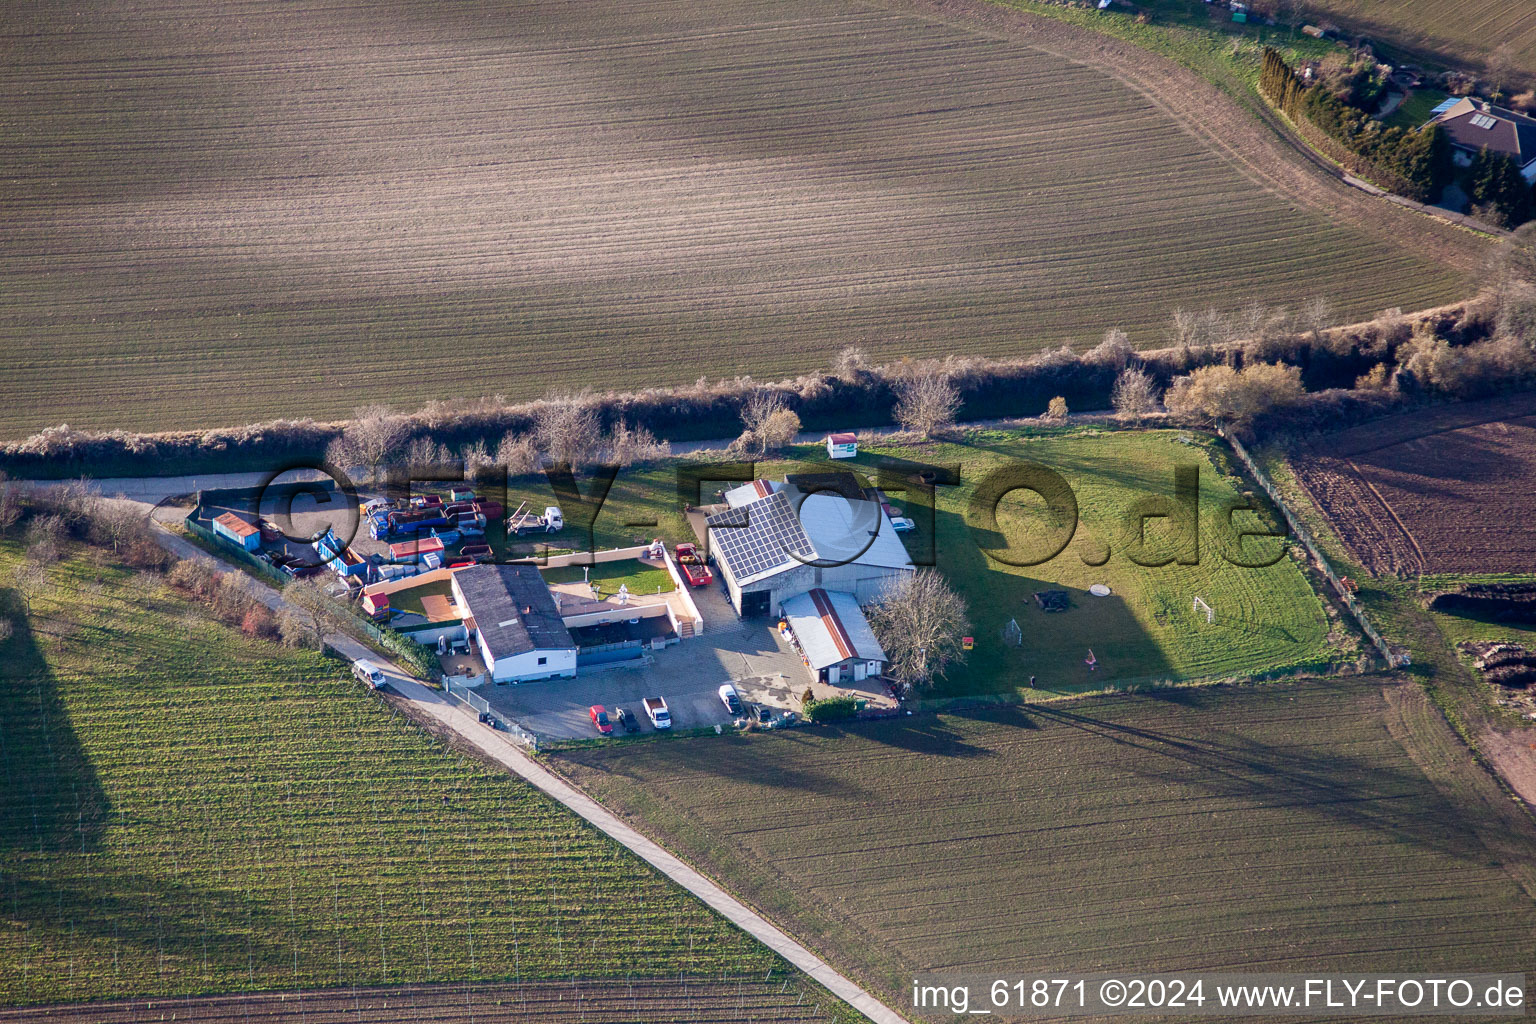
[705, 474, 913, 618]
[452, 564, 577, 683]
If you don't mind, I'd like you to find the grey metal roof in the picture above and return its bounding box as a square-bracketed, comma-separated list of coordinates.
[782, 589, 887, 671]
[455, 564, 573, 661]
[705, 490, 816, 585]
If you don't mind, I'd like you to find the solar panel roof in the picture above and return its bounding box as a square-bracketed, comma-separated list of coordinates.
[705, 491, 816, 583]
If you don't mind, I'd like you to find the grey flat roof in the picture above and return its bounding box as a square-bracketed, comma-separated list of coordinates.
[455, 564, 573, 661]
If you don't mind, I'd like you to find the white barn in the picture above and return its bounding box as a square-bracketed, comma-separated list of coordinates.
[452, 564, 577, 683]
[782, 588, 888, 684]
[705, 474, 913, 618]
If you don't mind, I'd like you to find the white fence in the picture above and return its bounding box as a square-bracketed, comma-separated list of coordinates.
[1221, 429, 1407, 669]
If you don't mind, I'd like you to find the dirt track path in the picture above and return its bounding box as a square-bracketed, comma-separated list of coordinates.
[879, 0, 1491, 273]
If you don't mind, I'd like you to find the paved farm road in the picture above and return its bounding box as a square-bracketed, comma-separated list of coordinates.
[147, 522, 911, 1024]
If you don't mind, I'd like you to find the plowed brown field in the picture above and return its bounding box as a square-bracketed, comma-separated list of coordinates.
[0, 0, 1473, 437]
[1292, 393, 1536, 576]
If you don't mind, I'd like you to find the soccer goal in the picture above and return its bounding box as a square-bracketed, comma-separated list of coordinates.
[1192, 596, 1214, 623]
[1002, 618, 1023, 647]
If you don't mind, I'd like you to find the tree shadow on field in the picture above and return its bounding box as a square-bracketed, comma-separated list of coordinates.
[1024, 693, 1498, 865]
[0, 588, 110, 854]
[9, 866, 290, 969]
[623, 732, 881, 801]
[840, 713, 998, 758]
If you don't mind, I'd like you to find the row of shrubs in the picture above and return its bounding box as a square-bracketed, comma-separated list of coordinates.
[1260, 49, 1451, 203]
[2, 295, 1499, 480]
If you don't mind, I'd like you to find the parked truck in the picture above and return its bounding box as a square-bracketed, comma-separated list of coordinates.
[643, 696, 671, 729]
[508, 503, 564, 535]
[673, 543, 713, 587]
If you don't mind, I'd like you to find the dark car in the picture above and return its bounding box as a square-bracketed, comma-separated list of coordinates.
[748, 703, 775, 727]
[589, 705, 613, 735]
[614, 706, 639, 733]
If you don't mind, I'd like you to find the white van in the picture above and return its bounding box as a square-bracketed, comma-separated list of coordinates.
[352, 659, 386, 690]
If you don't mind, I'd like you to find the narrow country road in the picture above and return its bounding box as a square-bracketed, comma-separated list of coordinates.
[148, 523, 912, 1024]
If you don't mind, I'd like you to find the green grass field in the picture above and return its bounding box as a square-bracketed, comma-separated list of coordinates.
[0, 0, 1474, 439]
[544, 560, 676, 597]
[555, 680, 1536, 1012]
[0, 542, 830, 1007]
[1385, 88, 1453, 130]
[510, 428, 1335, 698]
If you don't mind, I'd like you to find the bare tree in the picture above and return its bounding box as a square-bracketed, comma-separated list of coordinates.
[24, 514, 67, 565]
[278, 577, 340, 651]
[326, 405, 411, 481]
[1487, 43, 1519, 101]
[534, 393, 603, 467]
[607, 420, 671, 467]
[1298, 296, 1333, 343]
[740, 390, 785, 436]
[736, 390, 800, 456]
[1085, 328, 1133, 369]
[832, 345, 870, 382]
[893, 374, 961, 438]
[866, 570, 970, 692]
[1112, 367, 1159, 422]
[11, 559, 55, 617]
[402, 435, 449, 468]
[90, 497, 145, 553]
[1045, 396, 1069, 421]
[1168, 308, 1200, 349]
[495, 432, 541, 476]
[0, 474, 21, 536]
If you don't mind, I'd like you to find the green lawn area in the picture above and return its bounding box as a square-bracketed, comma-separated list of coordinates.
[384, 575, 454, 618]
[522, 427, 1335, 699]
[555, 679, 1536, 1012]
[0, 542, 821, 1007]
[544, 559, 675, 596]
[1385, 88, 1452, 130]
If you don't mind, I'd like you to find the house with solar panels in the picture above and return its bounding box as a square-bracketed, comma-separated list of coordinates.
[704, 474, 914, 618]
[1427, 97, 1536, 182]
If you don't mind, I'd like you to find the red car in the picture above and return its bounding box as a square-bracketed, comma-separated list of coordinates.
[589, 705, 613, 735]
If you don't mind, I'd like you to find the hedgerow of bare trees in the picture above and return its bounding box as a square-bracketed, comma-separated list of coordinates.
[1085, 328, 1133, 369]
[606, 420, 671, 467]
[533, 392, 603, 468]
[833, 345, 870, 382]
[893, 372, 961, 438]
[326, 405, 411, 481]
[866, 569, 970, 692]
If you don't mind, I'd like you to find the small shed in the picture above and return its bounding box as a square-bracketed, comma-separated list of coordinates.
[361, 591, 390, 619]
[825, 433, 858, 460]
[212, 512, 261, 552]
